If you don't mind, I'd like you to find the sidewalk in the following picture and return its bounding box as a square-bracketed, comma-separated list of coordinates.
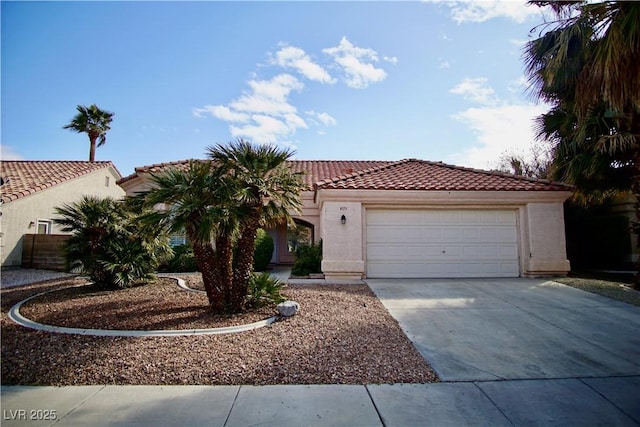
[2, 378, 639, 426]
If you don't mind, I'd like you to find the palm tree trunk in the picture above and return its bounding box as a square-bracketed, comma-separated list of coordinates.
[89, 135, 97, 162]
[215, 234, 235, 313]
[230, 211, 261, 312]
[190, 235, 235, 314]
[191, 241, 226, 312]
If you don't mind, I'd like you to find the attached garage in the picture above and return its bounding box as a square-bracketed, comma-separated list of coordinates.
[316, 159, 572, 280]
[366, 209, 520, 278]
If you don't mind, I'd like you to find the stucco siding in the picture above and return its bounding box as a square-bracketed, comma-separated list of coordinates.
[317, 189, 571, 279]
[522, 202, 571, 276]
[1, 167, 125, 267]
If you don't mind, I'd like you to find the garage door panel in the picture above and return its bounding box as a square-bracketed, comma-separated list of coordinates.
[367, 261, 520, 278]
[368, 227, 443, 243]
[366, 209, 519, 278]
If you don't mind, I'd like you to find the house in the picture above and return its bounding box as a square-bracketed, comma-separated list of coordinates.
[118, 158, 573, 280]
[0, 161, 125, 268]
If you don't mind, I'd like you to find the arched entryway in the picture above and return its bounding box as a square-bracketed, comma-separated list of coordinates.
[267, 219, 315, 265]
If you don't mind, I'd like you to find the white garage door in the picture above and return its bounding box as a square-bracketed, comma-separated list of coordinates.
[366, 209, 519, 278]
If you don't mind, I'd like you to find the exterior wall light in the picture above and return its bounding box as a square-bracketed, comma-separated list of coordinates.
[341, 215, 347, 225]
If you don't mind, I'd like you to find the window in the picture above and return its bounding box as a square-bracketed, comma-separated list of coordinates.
[105, 176, 110, 187]
[287, 224, 312, 253]
[169, 233, 187, 247]
[36, 219, 52, 234]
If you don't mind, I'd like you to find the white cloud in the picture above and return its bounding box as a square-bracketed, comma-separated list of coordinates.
[230, 74, 303, 115]
[439, 60, 451, 69]
[271, 45, 336, 84]
[428, 0, 540, 24]
[506, 75, 529, 95]
[230, 115, 297, 144]
[306, 110, 337, 127]
[323, 37, 388, 89]
[0, 145, 24, 160]
[195, 38, 395, 143]
[450, 77, 498, 106]
[194, 74, 307, 144]
[448, 78, 550, 169]
[192, 105, 249, 122]
[383, 56, 399, 65]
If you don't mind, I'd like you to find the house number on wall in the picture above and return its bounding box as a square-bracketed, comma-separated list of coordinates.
[339, 207, 348, 211]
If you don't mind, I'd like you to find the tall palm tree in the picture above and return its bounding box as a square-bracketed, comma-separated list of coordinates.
[207, 140, 305, 311]
[63, 104, 114, 162]
[525, 2, 639, 184]
[525, 1, 640, 278]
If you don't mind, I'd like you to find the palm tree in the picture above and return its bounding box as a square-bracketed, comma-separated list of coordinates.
[54, 196, 171, 289]
[137, 141, 304, 313]
[207, 140, 305, 311]
[63, 104, 114, 162]
[525, 1, 640, 278]
[136, 160, 239, 313]
[525, 2, 639, 185]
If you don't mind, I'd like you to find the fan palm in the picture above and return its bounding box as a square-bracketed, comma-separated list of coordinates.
[63, 104, 114, 162]
[54, 195, 171, 289]
[525, 0, 640, 278]
[207, 140, 305, 311]
[135, 160, 239, 313]
[525, 1, 640, 192]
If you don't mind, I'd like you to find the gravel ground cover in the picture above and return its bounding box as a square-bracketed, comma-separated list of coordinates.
[18, 278, 274, 330]
[553, 276, 640, 307]
[1, 275, 438, 386]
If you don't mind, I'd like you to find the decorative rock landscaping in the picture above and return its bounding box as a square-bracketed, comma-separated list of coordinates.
[1, 273, 439, 386]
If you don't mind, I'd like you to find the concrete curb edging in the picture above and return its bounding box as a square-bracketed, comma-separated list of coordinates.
[7, 276, 279, 337]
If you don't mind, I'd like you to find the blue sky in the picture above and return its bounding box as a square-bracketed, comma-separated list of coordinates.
[1, 1, 554, 177]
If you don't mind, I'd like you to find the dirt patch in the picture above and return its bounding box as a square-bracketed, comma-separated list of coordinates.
[1, 275, 439, 386]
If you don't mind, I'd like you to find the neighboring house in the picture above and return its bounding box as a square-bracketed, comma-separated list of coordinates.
[0, 161, 125, 267]
[119, 158, 573, 280]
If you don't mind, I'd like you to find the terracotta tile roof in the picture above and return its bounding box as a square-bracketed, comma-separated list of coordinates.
[1, 161, 121, 203]
[286, 160, 393, 188]
[315, 159, 572, 191]
[118, 159, 392, 189]
[118, 158, 572, 192]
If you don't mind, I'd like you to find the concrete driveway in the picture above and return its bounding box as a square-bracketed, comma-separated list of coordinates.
[366, 278, 640, 382]
[365, 278, 640, 425]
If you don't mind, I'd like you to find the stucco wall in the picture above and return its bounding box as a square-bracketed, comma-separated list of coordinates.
[317, 189, 572, 279]
[521, 202, 572, 276]
[320, 201, 365, 280]
[1, 167, 125, 267]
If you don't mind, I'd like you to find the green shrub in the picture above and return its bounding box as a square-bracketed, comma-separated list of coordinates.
[253, 229, 274, 272]
[246, 272, 285, 308]
[291, 240, 322, 276]
[163, 244, 199, 272]
[54, 196, 172, 289]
